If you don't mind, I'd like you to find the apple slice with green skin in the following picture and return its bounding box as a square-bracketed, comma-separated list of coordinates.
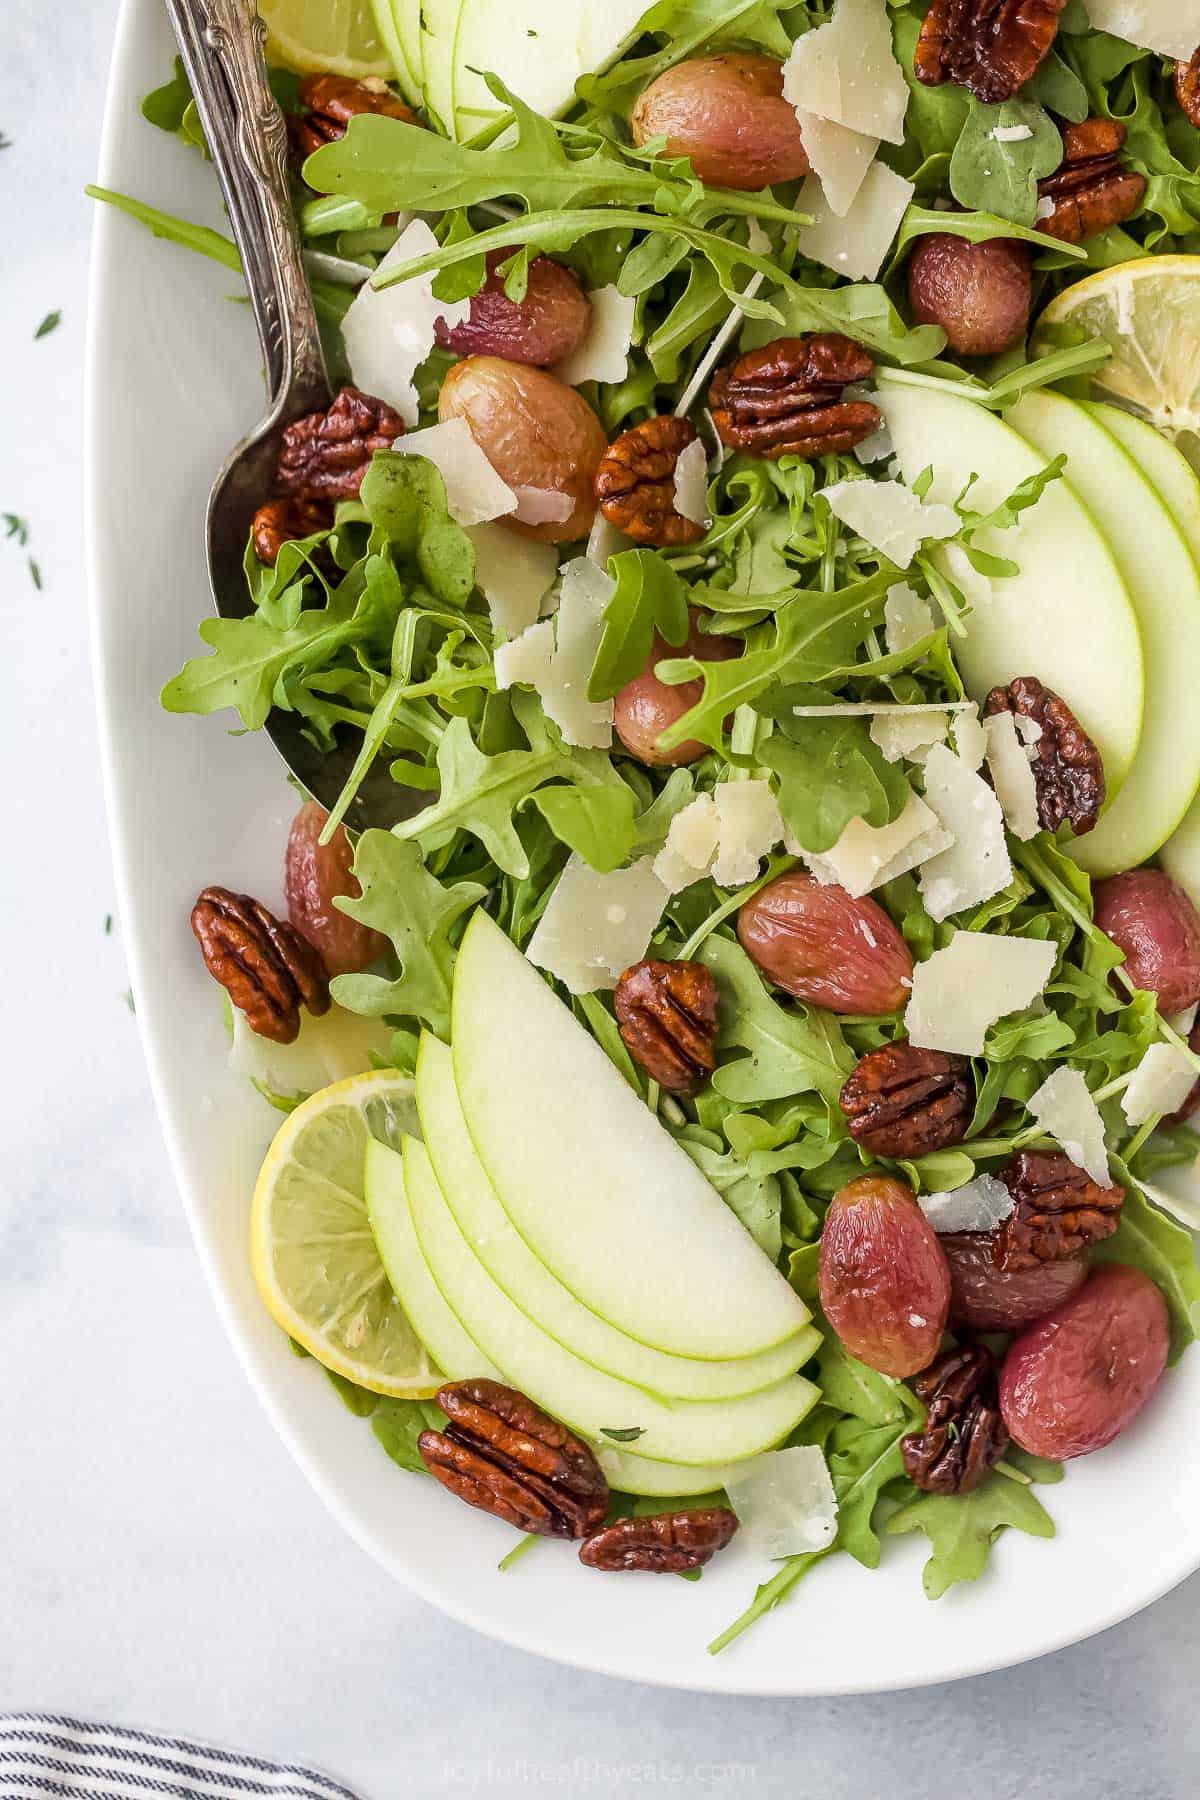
[420, 0, 464, 137]
[364, 1139, 740, 1496]
[1008, 392, 1200, 878]
[876, 373, 1144, 797]
[451, 0, 651, 141]
[450, 911, 811, 1361]
[416, 1033, 816, 1400]
[1096, 405, 1200, 908]
[400, 1134, 820, 1465]
[369, 0, 421, 106]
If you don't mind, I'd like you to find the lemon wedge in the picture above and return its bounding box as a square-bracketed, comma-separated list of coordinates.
[251, 1069, 442, 1397]
[1033, 256, 1200, 471]
[258, 0, 394, 80]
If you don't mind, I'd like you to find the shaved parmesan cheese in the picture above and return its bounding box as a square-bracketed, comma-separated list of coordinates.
[793, 110, 879, 217]
[1027, 1068, 1110, 1187]
[586, 510, 632, 570]
[854, 417, 894, 466]
[905, 932, 1057, 1056]
[870, 709, 948, 764]
[984, 711, 1040, 840]
[920, 1175, 1014, 1236]
[527, 855, 669, 993]
[229, 1005, 395, 1098]
[795, 162, 915, 281]
[341, 220, 470, 427]
[1122, 1043, 1198, 1128]
[496, 559, 614, 748]
[918, 744, 1012, 920]
[991, 124, 1033, 143]
[392, 418, 516, 527]
[726, 1445, 839, 1558]
[823, 479, 959, 570]
[802, 793, 951, 897]
[554, 284, 636, 387]
[673, 437, 710, 528]
[790, 701, 970, 719]
[1082, 2, 1195, 59]
[713, 781, 785, 886]
[1169, 1003, 1199, 1037]
[884, 582, 934, 654]
[653, 794, 720, 893]
[467, 522, 558, 638]
[513, 486, 574, 527]
[781, 0, 909, 145]
[952, 703, 987, 772]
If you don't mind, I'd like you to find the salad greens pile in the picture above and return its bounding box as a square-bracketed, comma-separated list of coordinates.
[101, 0, 1200, 1651]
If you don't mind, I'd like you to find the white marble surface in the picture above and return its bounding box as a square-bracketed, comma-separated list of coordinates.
[3, 6, 1200, 1796]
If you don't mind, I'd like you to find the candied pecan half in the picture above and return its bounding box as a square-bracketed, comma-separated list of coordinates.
[289, 74, 415, 161]
[901, 1345, 1009, 1495]
[579, 1508, 739, 1572]
[594, 416, 707, 548]
[839, 1043, 973, 1159]
[251, 496, 333, 567]
[993, 1150, 1124, 1272]
[1037, 118, 1146, 245]
[275, 386, 405, 502]
[708, 335, 881, 460]
[914, 0, 1069, 104]
[1177, 50, 1200, 130]
[191, 886, 330, 1044]
[613, 958, 719, 1096]
[983, 676, 1105, 836]
[418, 1380, 608, 1539]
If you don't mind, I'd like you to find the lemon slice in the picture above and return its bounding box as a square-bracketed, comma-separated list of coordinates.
[1032, 256, 1200, 471]
[251, 1069, 442, 1396]
[259, 0, 394, 80]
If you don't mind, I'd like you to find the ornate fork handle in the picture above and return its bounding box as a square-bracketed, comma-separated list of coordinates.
[163, 0, 329, 420]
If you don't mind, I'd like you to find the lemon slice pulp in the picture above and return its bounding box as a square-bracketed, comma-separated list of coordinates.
[1033, 256, 1200, 472]
[251, 1069, 442, 1397]
[258, 0, 394, 80]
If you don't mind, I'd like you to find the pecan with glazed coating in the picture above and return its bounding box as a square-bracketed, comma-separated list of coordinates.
[251, 496, 333, 567]
[983, 675, 1105, 835]
[708, 335, 881, 460]
[1177, 50, 1200, 130]
[418, 1379, 608, 1538]
[579, 1508, 739, 1572]
[839, 1042, 973, 1159]
[613, 958, 719, 1096]
[594, 416, 707, 548]
[901, 1345, 1009, 1495]
[275, 386, 405, 501]
[1036, 118, 1146, 245]
[914, 0, 1069, 104]
[191, 886, 330, 1044]
[289, 73, 415, 160]
[993, 1150, 1124, 1272]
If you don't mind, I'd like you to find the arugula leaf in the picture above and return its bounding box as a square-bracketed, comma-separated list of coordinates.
[700, 934, 856, 1106]
[588, 550, 690, 703]
[887, 1471, 1055, 1599]
[329, 832, 485, 1036]
[372, 1397, 443, 1474]
[948, 98, 1063, 226]
[394, 715, 574, 878]
[1093, 1170, 1200, 1364]
[759, 715, 911, 856]
[828, 1415, 912, 1569]
[526, 784, 637, 872]
[816, 1332, 919, 1430]
[677, 1133, 783, 1259]
[359, 453, 476, 606]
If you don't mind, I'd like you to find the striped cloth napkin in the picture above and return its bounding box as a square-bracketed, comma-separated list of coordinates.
[0, 1717, 362, 1800]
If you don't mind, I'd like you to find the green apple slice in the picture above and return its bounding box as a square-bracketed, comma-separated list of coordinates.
[416, 1034, 816, 1400]
[451, 0, 650, 140]
[365, 1137, 501, 1384]
[401, 1135, 819, 1466]
[420, 0, 463, 137]
[876, 374, 1144, 796]
[1096, 406, 1200, 908]
[450, 912, 811, 1361]
[364, 1139, 741, 1495]
[369, 0, 421, 105]
[1008, 392, 1200, 877]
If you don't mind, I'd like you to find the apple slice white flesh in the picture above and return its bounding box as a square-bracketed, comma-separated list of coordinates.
[370, 0, 421, 105]
[401, 1135, 819, 1466]
[450, 911, 811, 1360]
[876, 374, 1144, 796]
[420, 0, 463, 137]
[451, 0, 650, 140]
[1096, 406, 1200, 908]
[1009, 392, 1200, 877]
[365, 1140, 740, 1496]
[416, 1034, 816, 1400]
